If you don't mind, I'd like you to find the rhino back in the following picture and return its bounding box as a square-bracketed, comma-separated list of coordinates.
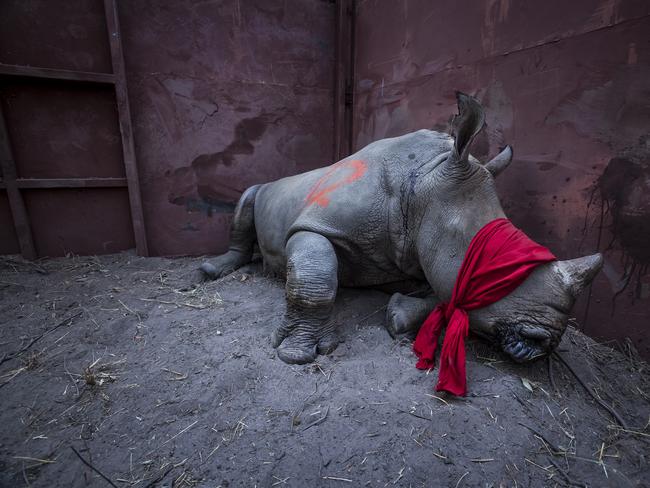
[254, 129, 453, 283]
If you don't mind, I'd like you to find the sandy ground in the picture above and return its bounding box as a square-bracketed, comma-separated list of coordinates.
[0, 252, 648, 488]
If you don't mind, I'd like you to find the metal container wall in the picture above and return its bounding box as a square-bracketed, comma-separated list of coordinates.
[1, 0, 647, 356]
[0, 0, 336, 258]
[118, 0, 336, 256]
[353, 0, 650, 356]
[0, 0, 132, 257]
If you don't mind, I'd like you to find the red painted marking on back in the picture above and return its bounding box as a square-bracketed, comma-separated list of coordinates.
[305, 159, 368, 207]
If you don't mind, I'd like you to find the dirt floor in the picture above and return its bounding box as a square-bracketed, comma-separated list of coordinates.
[0, 252, 648, 488]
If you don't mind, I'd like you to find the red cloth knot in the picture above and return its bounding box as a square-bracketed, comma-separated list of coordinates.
[413, 218, 556, 396]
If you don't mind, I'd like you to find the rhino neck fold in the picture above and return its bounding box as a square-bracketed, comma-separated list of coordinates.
[416, 198, 506, 302]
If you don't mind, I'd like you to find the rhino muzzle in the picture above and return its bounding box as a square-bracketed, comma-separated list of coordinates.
[497, 323, 558, 363]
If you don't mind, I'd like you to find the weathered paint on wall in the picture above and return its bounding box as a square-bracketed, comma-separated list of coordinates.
[0, 0, 113, 73]
[0, 0, 132, 257]
[2, 0, 645, 355]
[353, 0, 650, 356]
[118, 0, 336, 256]
[3, 80, 125, 180]
[24, 188, 135, 257]
[0, 0, 337, 258]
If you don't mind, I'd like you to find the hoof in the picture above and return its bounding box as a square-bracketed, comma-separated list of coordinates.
[270, 327, 289, 349]
[277, 341, 318, 364]
[386, 307, 408, 339]
[386, 293, 419, 338]
[199, 262, 219, 280]
[317, 332, 339, 355]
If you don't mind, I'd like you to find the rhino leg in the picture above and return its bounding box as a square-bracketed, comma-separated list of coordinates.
[200, 185, 260, 279]
[272, 231, 338, 364]
[386, 293, 437, 338]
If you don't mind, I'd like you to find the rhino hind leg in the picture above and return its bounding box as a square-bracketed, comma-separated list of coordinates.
[386, 293, 437, 338]
[272, 231, 339, 364]
[200, 185, 260, 280]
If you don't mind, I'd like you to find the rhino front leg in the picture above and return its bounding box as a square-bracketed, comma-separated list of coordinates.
[386, 293, 438, 338]
[272, 231, 338, 364]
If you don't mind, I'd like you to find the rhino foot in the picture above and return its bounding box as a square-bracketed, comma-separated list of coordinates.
[200, 251, 250, 280]
[386, 293, 438, 338]
[270, 326, 288, 349]
[273, 231, 339, 365]
[316, 331, 338, 355]
[276, 335, 319, 364]
[273, 328, 338, 364]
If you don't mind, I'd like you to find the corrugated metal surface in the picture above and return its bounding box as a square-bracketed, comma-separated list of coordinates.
[118, 0, 337, 256]
[353, 0, 650, 356]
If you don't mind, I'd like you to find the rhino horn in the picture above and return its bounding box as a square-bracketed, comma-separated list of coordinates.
[448, 92, 486, 166]
[485, 145, 513, 177]
[554, 253, 604, 298]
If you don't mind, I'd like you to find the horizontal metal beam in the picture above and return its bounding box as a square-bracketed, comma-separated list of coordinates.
[0, 63, 116, 84]
[0, 177, 127, 189]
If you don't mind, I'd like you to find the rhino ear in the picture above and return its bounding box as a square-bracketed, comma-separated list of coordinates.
[554, 253, 604, 298]
[449, 92, 485, 164]
[485, 145, 513, 177]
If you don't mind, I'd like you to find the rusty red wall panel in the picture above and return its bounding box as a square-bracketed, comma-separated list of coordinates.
[0, 191, 20, 255]
[0, 81, 124, 179]
[354, 0, 650, 356]
[0, 0, 136, 258]
[117, 0, 336, 256]
[355, 0, 649, 96]
[23, 188, 134, 257]
[0, 0, 112, 73]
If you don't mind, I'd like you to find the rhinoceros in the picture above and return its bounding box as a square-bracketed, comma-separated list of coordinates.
[200, 93, 603, 366]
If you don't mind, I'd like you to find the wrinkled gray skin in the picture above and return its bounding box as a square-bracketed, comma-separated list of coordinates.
[201, 93, 603, 367]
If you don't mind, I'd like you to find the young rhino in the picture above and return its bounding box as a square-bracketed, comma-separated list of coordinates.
[201, 93, 603, 365]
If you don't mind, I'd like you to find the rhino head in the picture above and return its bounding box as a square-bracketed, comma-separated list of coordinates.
[413, 93, 603, 363]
